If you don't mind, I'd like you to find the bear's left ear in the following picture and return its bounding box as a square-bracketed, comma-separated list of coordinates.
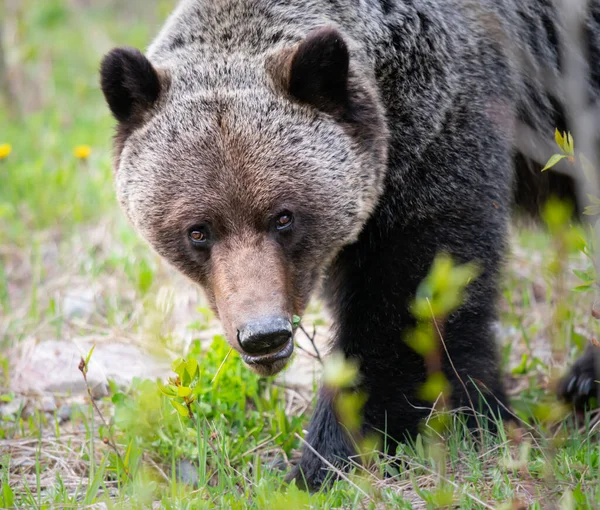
[272, 27, 350, 114]
[100, 47, 163, 124]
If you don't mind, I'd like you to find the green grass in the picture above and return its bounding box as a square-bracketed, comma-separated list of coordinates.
[0, 0, 173, 244]
[1, 1, 599, 508]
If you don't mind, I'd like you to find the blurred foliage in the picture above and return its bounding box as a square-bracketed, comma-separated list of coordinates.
[0, 0, 176, 244]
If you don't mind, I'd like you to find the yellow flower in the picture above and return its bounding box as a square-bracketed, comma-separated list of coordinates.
[0, 144, 12, 160]
[73, 145, 92, 160]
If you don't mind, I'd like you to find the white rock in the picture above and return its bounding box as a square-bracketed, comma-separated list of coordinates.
[39, 395, 57, 412]
[11, 339, 170, 396]
[62, 288, 97, 319]
[57, 403, 72, 422]
[0, 397, 26, 417]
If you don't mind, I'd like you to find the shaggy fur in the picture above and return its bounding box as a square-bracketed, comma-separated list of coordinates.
[101, 0, 600, 491]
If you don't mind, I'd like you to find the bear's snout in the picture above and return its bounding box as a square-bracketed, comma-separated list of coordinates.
[236, 316, 294, 375]
[207, 235, 299, 375]
[237, 316, 293, 355]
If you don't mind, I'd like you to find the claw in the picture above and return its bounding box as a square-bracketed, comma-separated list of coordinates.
[579, 378, 593, 397]
[565, 375, 577, 395]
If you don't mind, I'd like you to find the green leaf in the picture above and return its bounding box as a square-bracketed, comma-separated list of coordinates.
[511, 353, 530, 375]
[170, 400, 190, 418]
[412, 254, 480, 319]
[157, 379, 176, 396]
[533, 401, 569, 423]
[2, 482, 14, 508]
[573, 484, 586, 504]
[572, 284, 594, 293]
[171, 358, 185, 378]
[334, 391, 367, 432]
[405, 324, 436, 357]
[83, 344, 96, 374]
[555, 128, 565, 152]
[418, 372, 451, 402]
[184, 358, 199, 385]
[432, 487, 455, 507]
[177, 386, 192, 398]
[542, 198, 573, 231]
[83, 455, 107, 505]
[323, 352, 359, 389]
[573, 269, 594, 283]
[292, 315, 302, 328]
[111, 392, 126, 405]
[565, 131, 575, 156]
[541, 154, 567, 171]
[123, 440, 133, 471]
[137, 259, 154, 294]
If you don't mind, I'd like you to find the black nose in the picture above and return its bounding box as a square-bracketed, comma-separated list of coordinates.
[237, 316, 292, 355]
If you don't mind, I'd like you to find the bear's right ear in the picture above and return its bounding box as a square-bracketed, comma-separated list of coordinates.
[100, 47, 162, 123]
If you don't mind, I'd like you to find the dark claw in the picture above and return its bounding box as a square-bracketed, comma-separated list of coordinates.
[558, 344, 599, 410]
[579, 378, 593, 397]
[565, 375, 577, 395]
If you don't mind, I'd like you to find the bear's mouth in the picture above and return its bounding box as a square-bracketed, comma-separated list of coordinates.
[241, 339, 294, 375]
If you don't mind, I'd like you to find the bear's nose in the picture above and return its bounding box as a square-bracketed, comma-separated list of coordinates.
[237, 316, 293, 355]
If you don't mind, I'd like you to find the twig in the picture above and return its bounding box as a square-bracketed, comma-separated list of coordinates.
[298, 323, 323, 364]
[78, 355, 131, 481]
[184, 399, 198, 427]
[426, 298, 483, 438]
[294, 433, 372, 500]
[145, 455, 170, 484]
[390, 453, 496, 510]
[240, 432, 282, 458]
[579, 408, 600, 436]
[294, 342, 321, 361]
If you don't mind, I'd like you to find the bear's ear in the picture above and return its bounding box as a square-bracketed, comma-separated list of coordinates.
[284, 27, 350, 113]
[100, 47, 162, 123]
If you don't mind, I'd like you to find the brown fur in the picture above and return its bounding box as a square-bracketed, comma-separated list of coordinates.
[102, 17, 388, 363]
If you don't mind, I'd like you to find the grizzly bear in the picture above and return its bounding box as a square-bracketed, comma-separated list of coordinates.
[100, 0, 600, 491]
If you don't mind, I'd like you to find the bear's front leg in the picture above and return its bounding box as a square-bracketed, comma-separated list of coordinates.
[286, 388, 355, 491]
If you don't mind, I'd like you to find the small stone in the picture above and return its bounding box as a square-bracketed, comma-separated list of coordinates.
[0, 397, 26, 417]
[532, 281, 546, 303]
[21, 401, 35, 419]
[57, 404, 73, 423]
[40, 395, 57, 413]
[266, 453, 288, 472]
[175, 459, 199, 487]
[90, 382, 109, 400]
[62, 288, 97, 319]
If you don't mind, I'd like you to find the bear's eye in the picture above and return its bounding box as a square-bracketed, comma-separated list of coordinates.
[188, 226, 210, 246]
[275, 211, 294, 231]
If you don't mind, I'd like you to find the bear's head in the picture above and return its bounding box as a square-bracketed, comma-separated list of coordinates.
[100, 27, 388, 376]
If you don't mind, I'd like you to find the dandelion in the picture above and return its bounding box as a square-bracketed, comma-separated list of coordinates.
[73, 144, 92, 160]
[0, 143, 12, 160]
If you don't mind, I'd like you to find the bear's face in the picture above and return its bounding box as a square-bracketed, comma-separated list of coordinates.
[101, 28, 388, 375]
